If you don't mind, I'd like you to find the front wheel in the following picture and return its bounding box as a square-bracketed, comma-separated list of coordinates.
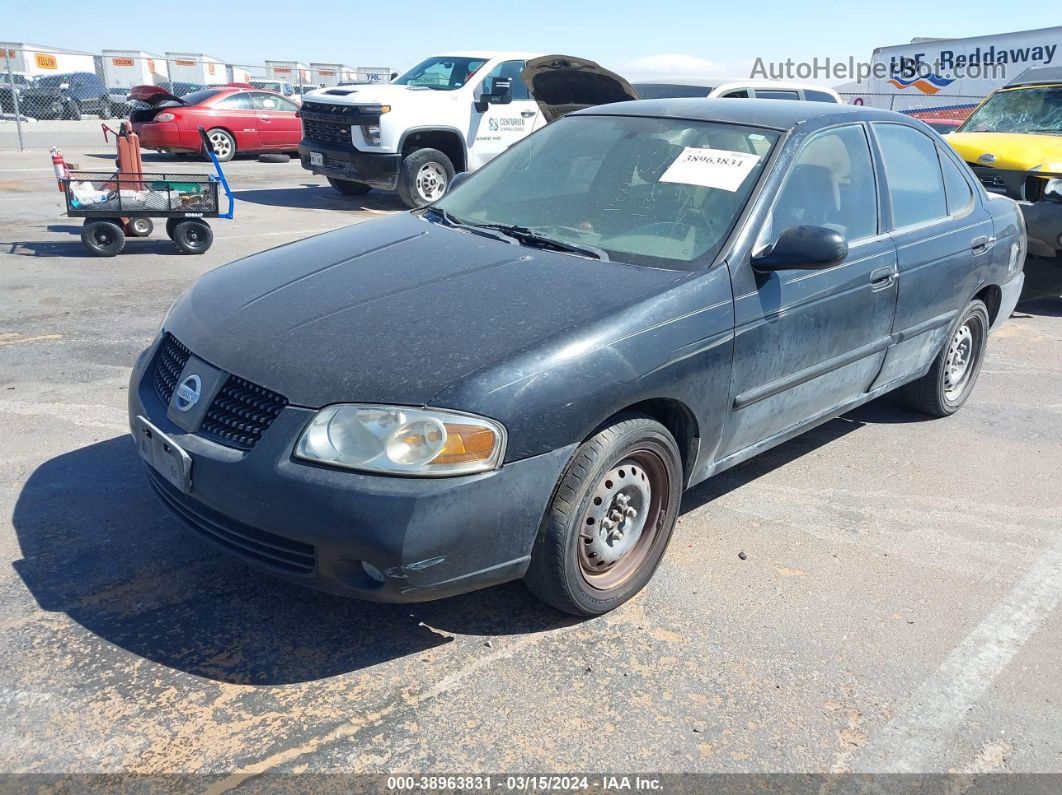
[204, 128, 236, 162]
[524, 414, 683, 616]
[98, 100, 113, 120]
[172, 219, 213, 254]
[63, 100, 81, 120]
[901, 299, 989, 417]
[327, 177, 372, 195]
[396, 147, 455, 208]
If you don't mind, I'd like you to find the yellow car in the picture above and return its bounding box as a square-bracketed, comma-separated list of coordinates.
[945, 66, 1062, 259]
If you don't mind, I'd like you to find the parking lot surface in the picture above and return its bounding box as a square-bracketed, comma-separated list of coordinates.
[1, 148, 1061, 779]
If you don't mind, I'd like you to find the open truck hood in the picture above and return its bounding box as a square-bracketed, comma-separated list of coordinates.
[522, 55, 638, 122]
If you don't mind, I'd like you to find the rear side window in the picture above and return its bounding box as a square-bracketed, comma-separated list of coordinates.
[720, 90, 749, 98]
[938, 148, 975, 215]
[755, 89, 799, 100]
[874, 124, 947, 228]
[770, 124, 878, 242]
[804, 90, 838, 103]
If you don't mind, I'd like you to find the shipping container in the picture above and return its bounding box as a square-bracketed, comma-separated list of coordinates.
[309, 62, 356, 87]
[265, 60, 312, 86]
[355, 66, 393, 84]
[164, 52, 226, 85]
[0, 42, 96, 77]
[101, 50, 168, 88]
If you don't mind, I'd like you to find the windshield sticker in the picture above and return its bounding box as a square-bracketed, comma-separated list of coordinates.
[658, 147, 761, 192]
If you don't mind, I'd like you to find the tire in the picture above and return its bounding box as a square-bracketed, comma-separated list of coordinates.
[81, 220, 125, 257]
[258, 153, 291, 163]
[172, 219, 213, 254]
[900, 299, 990, 417]
[327, 177, 372, 195]
[165, 218, 180, 240]
[98, 100, 113, 120]
[204, 128, 236, 162]
[396, 147, 455, 208]
[63, 100, 81, 121]
[524, 414, 683, 616]
[126, 217, 153, 237]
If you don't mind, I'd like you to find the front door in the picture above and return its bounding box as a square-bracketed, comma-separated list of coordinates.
[468, 60, 541, 170]
[211, 92, 260, 151]
[720, 123, 898, 459]
[251, 92, 301, 149]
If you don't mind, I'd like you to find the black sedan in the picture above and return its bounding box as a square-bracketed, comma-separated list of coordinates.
[129, 99, 1026, 615]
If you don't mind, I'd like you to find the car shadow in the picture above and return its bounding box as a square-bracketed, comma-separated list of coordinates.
[1014, 255, 1061, 318]
[234, 185, 407, 212]
[12, 436, 576, 686]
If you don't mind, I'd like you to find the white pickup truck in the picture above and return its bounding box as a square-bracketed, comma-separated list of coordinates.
[298, 52, 637, 208]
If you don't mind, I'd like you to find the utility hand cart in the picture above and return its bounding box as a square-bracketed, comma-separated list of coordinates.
[64, 126, 234, 257]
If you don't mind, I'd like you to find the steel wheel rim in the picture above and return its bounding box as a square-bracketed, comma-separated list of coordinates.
[184, 226, 203, 245]
[578, 449, 669, 590]
[943, 318, 981, 401]
[415, 162, 447, 202]
[93, 228, 114, 247]
[210, 133, 232, 158]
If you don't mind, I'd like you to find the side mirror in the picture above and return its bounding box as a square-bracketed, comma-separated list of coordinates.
[751, 225, 848, 271]
[448, 171, 471, 192]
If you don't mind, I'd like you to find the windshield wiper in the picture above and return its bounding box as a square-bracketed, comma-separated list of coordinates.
[423, 207, 519, 245]
[476, 224, 609, 261]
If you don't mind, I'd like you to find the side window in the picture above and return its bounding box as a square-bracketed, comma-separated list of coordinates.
[938, 148, 975, 215]
[480, 60, 530, 101]
[274, 96, 299, 112]
[755, 89, 799, 100]
[770, 124, 878, 242]
[804, 90, 838, 103]
[250, 92, 283, 110]
[215, 92, 251, 110]
[873, 123, 948, 228]
[720, 90, 749, 98]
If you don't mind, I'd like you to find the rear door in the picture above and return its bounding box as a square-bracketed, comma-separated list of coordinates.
[210, 92, 260, 150]
[720, 123, 898, 458]
[868, 122, 994, 389]
[468, 60, 541, 170]
[250, 92, 300, 148]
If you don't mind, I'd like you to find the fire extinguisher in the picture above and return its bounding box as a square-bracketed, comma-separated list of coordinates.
[50, 147, 68, 193]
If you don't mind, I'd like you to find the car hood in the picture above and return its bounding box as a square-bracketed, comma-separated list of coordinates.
[521, 55, 639, 122]
[165, 213, 681, 408]
[305, 83, 412, 103]
[946, 131, 1062, 171]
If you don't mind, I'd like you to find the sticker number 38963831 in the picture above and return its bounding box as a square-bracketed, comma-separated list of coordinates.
[658, 147, 761, 192]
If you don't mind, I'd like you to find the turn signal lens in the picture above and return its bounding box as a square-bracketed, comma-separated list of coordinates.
[154, 112, 176, 122]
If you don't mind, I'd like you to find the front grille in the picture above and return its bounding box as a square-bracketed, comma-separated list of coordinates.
[148, 334, 288, 450]
[147, 468, 316, 574]
[977, 173, 1007, 193]
[302, 117, 352, 146]
[200, 374, 288, 450]
[152, 333, 191, 405]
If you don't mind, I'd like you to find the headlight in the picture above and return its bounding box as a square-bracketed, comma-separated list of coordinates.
[294, 404, 506, 476]
[1044, 178, 1062, 202]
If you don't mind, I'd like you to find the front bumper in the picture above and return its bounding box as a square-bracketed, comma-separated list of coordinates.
[128, 340, 574, 603]
[298, 140, 401, 190]
[1019, 200, 1062, 259]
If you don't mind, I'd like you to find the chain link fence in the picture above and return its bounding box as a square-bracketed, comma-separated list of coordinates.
[1, 46, 392, 151]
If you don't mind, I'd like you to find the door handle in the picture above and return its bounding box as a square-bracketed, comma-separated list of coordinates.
[520, 110, 536, 118]
[869, 267, 896, 289]
[970, 235, 994, 255]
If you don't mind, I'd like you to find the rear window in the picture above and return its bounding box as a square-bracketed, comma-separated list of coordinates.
[755, 89, 799, 100]
[805, 90, 838, 103]
[633, 84, 713, 99]
[181, 89, 224, 106]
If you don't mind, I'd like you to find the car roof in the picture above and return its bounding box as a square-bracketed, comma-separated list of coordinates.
[575, 97, 903, 130]
[436, 50, 542, 61]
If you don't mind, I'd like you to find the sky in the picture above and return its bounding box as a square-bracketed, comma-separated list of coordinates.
[6, 0, 1060, 81]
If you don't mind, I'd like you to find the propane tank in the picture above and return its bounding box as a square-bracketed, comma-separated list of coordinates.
[50, 147, 68, 193]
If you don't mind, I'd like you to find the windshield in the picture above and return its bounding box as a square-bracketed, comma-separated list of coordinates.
[30, 75, 74, 89]
[434, 115, 778, 270]
[393, 56, 488, 90]
[960, 85, 1062, 134]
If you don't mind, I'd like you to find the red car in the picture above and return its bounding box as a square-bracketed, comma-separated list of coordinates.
[128, 86, 301, 161]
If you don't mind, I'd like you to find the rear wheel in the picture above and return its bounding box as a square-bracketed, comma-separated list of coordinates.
[204, 128, 236, 162]
[396, 147, 454, 208]
[172, 219, 213, 254]
[901, 299, 989, 417]
[81, 220, 125, 257]
[524, 414, 682, 616]
[327, 177, 372, 195]
[126, 217, 153, 237]
[63, 100, 82, 120]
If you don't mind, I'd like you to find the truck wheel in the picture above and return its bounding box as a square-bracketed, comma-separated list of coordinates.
[524, 414, 683, 616]
[81, 220, 126, 257]
[205, 128, 236, 162]
[126, 217, 153, 237]
[64, 100, 82, 120]
[327, 177, 372, 195]
[172, 220, 213, 254]
[99, 100, 113, 120]
[900, 299, 989, 417]
[396, 148, 455, 208]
